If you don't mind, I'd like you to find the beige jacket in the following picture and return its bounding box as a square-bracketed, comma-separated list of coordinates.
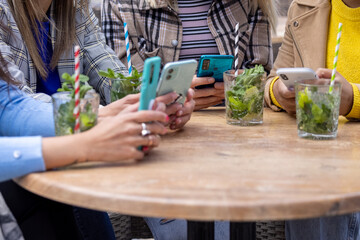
[264, 0, 351, 110]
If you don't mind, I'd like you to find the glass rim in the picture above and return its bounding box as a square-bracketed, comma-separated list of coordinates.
[294, 79, 341, 87]
[223, 69, 246, 76]
[224, 69, 266, 77]
[110, 77, 142, 80]
[51, 91, 100, 100]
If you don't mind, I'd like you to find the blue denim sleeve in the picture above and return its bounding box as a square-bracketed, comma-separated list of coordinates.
[0, 80, 55, 137]
[0, 136, 45, 182]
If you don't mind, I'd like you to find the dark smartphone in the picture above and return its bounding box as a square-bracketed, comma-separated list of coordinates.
[196, 55, 234, 89]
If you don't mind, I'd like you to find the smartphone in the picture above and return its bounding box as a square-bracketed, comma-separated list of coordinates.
[196, 55, 234, 88]
[138, 56, 161, 111]
[157, 60, 198, 105]
[276, 68, 318, 90]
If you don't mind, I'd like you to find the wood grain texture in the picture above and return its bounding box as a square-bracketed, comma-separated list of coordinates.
[15, 108, 360, 221]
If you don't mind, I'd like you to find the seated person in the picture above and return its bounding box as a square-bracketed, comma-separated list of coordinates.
[265, 0, 360, 239]
[102, 0, 275, 110]
[102, 0, 276, 239]
[0, 0, 192, 130]
[0, 52, 169, 239]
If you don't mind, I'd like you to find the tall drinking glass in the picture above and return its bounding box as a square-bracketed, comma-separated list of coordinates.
[52, 91, 99, 136]
[295, 79, 341, 139]
[224, 69, 266, 126]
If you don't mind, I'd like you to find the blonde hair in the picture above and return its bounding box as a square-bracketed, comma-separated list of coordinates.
[148, 0, 277, 32]
[8, 0, 89, 79]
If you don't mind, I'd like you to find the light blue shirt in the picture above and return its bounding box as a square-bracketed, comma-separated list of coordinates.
[0, 80, 55, 182]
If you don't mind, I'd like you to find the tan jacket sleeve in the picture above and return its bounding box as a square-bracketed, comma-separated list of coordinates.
[265, 4, 298, 111]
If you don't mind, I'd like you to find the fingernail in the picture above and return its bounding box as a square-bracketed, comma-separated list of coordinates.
[143, 146, 149, 151]
[208, 78, 214, 83]
[166, 115, 170, 122]
[177, 110, 183, 116]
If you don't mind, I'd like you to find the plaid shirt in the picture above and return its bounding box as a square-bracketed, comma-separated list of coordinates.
[0, 0, 126, 104]
[102, 0, 273, 73]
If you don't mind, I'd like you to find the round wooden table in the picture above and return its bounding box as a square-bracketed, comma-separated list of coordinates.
[16, 108, 360, 238]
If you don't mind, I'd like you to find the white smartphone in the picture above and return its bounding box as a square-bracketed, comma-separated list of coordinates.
[157, 60, 197, 105]
[276, 68, 318, 90]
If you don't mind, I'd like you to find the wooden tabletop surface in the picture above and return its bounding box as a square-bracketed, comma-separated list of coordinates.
[16, 108, 360, 221]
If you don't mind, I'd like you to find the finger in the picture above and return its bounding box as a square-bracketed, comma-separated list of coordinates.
[131, 147, 145, 160]
[187, 88, 195, 100]
[172, 112, 192, 129]
[123, 111, 168, 123]
[120, 102, 139, 114]
[156, 92, 179, 105]
[276, 80, 295, 99]
[194, 88, 223, 98]
[191, 76, 215, 88]
[194, 97, 224, 106]
[113, 146, 144, 161]
[315, 68, 332, 79]
[144, 122, 168, 135]
[145, 134, 161, 147]
[166, 103, 182, 116]
[126, 135, 161, 147]
[214, 82, 224, 90]
[213, 92, 225, 98]
[123, 93, 140, 104]
[153, 101, 166, 113]
[176, 100, 194, 117]
[194, 101, 224, 110]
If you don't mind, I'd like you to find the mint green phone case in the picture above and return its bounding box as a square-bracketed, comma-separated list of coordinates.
[138, 56, 161, 111]
[157, 60, 197, 105]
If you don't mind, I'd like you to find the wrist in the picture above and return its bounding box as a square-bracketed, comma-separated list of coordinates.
[70, 133, 92, 163]
[344, 83, 359, 117]
[270, 77, 283, 109]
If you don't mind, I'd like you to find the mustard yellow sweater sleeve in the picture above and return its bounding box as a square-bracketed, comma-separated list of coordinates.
[327, 0, 360, 118]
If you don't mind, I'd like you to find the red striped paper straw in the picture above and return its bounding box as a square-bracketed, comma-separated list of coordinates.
[73, 45, 81, 134]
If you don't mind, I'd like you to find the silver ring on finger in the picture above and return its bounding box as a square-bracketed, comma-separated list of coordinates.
[141, 123, 151, 136]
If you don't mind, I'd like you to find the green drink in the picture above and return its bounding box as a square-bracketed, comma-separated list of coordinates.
[224, 65, 266, 126]
[99, 68, 142, 102]
[295, 79, 341, 139]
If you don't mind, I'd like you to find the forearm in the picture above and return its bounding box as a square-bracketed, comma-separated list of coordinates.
[42, 135, 88, 170]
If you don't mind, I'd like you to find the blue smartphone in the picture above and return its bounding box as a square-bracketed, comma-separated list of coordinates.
[196, 55, 234, 88]
[138, 56, 161, 111]
[157, 60, 198, 105]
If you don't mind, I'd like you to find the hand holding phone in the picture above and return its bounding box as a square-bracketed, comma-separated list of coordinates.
[138, 56, 161, 111]
[276, 68, 318, 90]
[196, 55, 234, 89]
[157, 60, 197, 105]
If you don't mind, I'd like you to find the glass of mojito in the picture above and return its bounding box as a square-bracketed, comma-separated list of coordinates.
[295, 79, 341, 140]
[99, 68, 142, 102]
[52, 91, 100, 136]
[224, 65, 266, 126]
[110, 77, 141, 102]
